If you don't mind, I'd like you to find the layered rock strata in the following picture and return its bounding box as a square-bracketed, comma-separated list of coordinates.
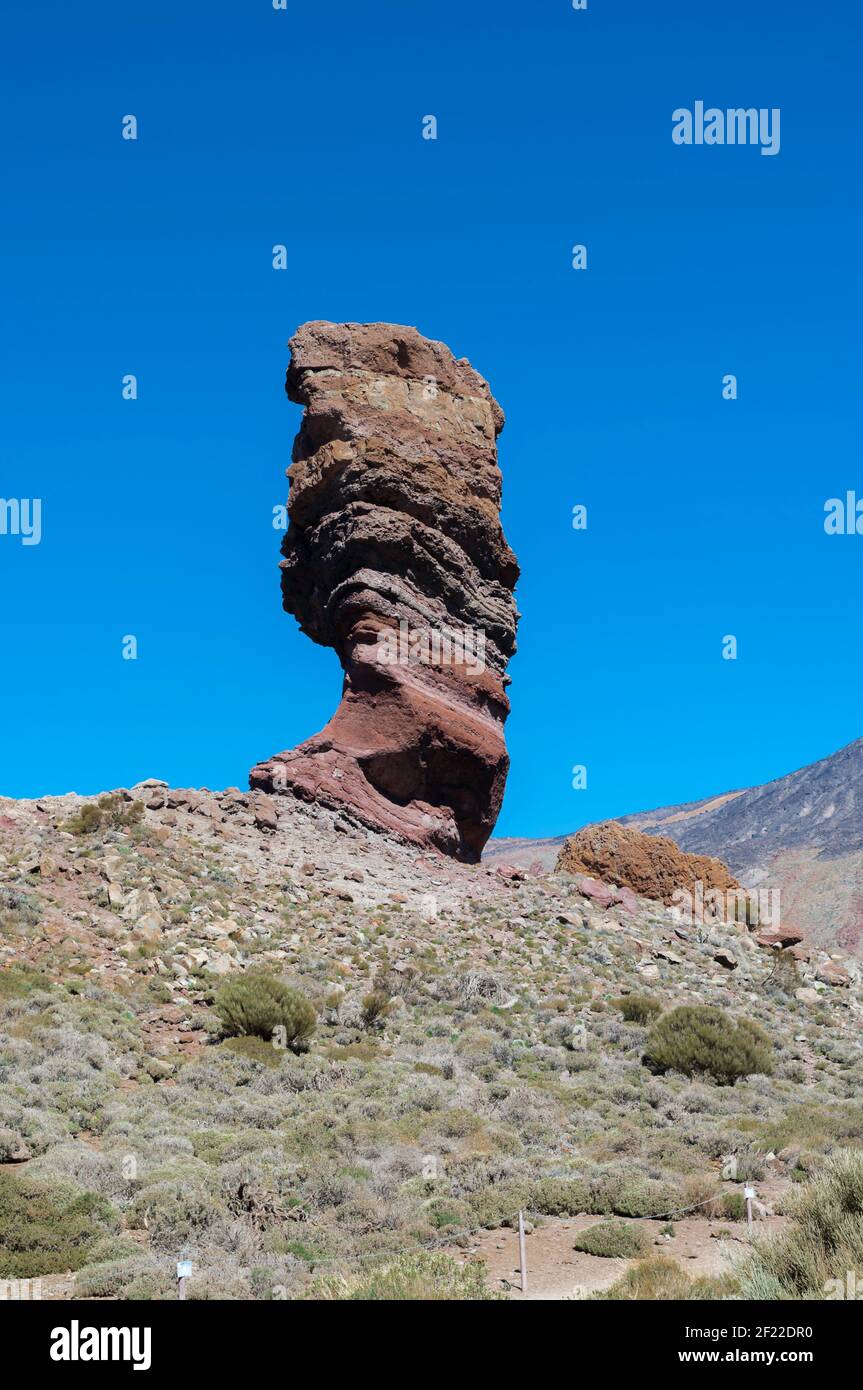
[250, 321, 519, 861]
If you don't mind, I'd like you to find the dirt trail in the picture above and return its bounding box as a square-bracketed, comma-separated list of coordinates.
[446, 1210, 788, 1301]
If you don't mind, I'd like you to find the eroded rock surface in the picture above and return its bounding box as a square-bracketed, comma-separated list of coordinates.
[556, 820, 740, 906]
[250, 321, 519, 861]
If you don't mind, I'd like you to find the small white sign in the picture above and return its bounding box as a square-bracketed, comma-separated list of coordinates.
[744, 1186, 756, 1200]
[176, 1261, 193, 1280]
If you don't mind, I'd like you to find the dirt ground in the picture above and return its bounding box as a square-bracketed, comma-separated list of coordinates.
[444, 1207, 789, 1301]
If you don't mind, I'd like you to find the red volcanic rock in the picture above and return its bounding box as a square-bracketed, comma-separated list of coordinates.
[612, 885, 639, 915]
[557, 821, 739, 906]
[250, 322, 519, 862]
[816, 962, 851, 987]
[755, 927, 806, 949]
[575, 875, 617, 909]
[495, 863, 527, 882]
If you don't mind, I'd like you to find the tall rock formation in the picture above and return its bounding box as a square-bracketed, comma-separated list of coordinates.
[250, 321, 519, 861]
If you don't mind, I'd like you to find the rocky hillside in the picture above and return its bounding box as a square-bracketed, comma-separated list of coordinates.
[1, 782, 862, 1299]
[487, 738, 863, 958]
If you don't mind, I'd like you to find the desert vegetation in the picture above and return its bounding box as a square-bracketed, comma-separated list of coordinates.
[572, 1220, 648, 1258]
[214, 970, 316, 1052]
[739, 1150, 863, 1298]
[643, 1005, 774, 1085]
[62, 795, 144, 837]
[0, 785, 860, 1299]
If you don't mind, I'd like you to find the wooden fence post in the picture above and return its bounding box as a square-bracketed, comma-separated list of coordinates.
[744, 1185, 755, 1238]
[518, 1210, 528, 1294]
[177, 1259, 193, 1300]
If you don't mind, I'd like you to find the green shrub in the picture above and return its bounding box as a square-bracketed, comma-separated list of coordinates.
[614, 994, 662, 1025]
[0, 965, 47, 1000]
[123, 1269, 176, 1301]
[0, 888, 41, 929]
[643, 1005, 773, 1085]
[214, 970, 316, 1052]
[765, 950, 800, 996]
[63, 795, 144, 837]
[86, 1234, 144, 1263]
[735, 1151, 766, 1183]
[360, 990, 392, 1030]
[739, 1150, 863, 1299]
[0, 1171, 119, 1278]
[573, 1221, 647, 1258]
[468, 1181, 532, 1229]
[219, 1035, 286, 1068]
[307, 1251, 500, 1301]
[425, 1197, 471, 1231]
[593, 1255, 738, 1301]
[64, 803, 103, 835]
[75, 1255, 156, 1299]
[720, 1192, 746, 1222]
[531, 1177, 591, 1217]
[127, 1182, 228, 1255]
[592, 1172, 680, 1220]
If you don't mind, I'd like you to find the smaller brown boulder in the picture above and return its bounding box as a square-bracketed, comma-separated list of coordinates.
[555, 820, 739, 906]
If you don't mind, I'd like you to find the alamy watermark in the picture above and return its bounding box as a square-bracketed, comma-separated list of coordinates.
[1, 497, 41, 545]
[1, 1278, 42, 1300]
[376, 620, 486, 675]
[50, 1322, 151, 1371]
[672, 103, 780, 157]
[825, 1271, 863, 1300]
[670, 881, 781, 932]
[824, 492, 863, 535]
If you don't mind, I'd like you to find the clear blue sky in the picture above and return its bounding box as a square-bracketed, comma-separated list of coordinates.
[1, 1, 860, 838]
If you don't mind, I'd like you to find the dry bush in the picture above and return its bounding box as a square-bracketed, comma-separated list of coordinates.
[739, 1149, 863, 1299]
[644, 1006, 773, 1085]
[573, 1220, 648, 1258]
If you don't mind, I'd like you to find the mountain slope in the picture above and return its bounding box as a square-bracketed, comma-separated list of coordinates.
[621, 739, 863, 864]
[621, 739, 863, 954]
[486, 739, 863, 955]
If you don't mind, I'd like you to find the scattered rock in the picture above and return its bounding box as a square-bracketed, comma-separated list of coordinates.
[136, 913, 164, 941]
[613, 886, 639, 915]
[755, 927, 806, 950]
[714, 948, 738, 970]
[795, 987, 822, 1006]
[816, 963, 850, 987]
[574, 875, 616, 909]
[654, 947, 683, 965]
[252, 796, 279, 832]
[122, 889, 162, 924]
[496, 864, 527, 883]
